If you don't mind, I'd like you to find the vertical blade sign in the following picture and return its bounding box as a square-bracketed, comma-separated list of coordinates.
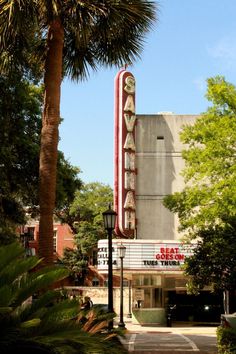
[114, 69, 136, 238]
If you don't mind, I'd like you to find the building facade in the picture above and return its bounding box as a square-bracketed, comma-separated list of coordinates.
[135, 113, 197, 241]
[20, 220, 74, 259]
[97, 70, 223, 325]
[23, 69, 223, 324]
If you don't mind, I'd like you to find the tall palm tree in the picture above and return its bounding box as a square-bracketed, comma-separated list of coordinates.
[0, 1, 157, 264]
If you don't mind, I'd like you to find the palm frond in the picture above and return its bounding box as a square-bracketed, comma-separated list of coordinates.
[0, 242, 24, 269]
[0, 243, 127, 353]
[63, 0, 157, 80]
[12, 270, 68, 307]
[0, 256, 41, 288]
[19, 289, 65, 321]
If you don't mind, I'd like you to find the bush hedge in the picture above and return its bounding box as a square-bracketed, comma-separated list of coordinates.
[217, 326, 236, 353]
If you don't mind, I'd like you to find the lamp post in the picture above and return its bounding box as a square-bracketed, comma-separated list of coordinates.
[102, 205, 117, 330]
[117, 243, 126, 328]
[127, 279, 132, 318]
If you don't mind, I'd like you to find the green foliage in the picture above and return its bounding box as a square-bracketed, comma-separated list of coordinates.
[0, 75, 42, 201]
[0, 72, 82, 244]
[184, 225, 236, 292]
[69, 182, 113, 242]
[62, 183, 113, 280]
[217, 326, 236, 354]
[56, 151, 82, 210]
[163, 76, 236, 292]
[62, 0, 157, 80]
[0, 242, 127, 353]
[62, 221, 101, 283]
[0, 1, 157, 81]
[75, 221, 100, 252]
[164, 76, 236, 234]
[62, 247, 86, 274]
[0, 0, 157, 263]
[70, 182, 113, 225]
[0, 73, 42, 242]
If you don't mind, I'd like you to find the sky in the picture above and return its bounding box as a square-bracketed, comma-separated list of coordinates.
[59, 0, 236, 187]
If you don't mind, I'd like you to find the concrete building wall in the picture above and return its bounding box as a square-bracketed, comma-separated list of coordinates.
[66, 286, 130, 317]
[135, 114, 197, 240]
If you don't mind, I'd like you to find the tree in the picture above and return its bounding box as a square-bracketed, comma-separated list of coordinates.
[0, 0, 157, 264]
[183, 225, 236, 294]
[0, 242, 128, 353]
[62, 182, 113, 283]
[0, 72, 82, 244]
[0, 73, 42, 243]
[163, 76, 236, 293]
[56, 151, 82, 214]
[70, 182, 113, 224]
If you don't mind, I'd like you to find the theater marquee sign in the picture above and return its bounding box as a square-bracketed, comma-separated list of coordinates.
[97, 240, 195, 272]
[114, 69, 136, 238]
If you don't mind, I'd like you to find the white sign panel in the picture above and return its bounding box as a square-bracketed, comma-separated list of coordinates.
[97, 239, 194, 272]
[134, 288, 145, 301]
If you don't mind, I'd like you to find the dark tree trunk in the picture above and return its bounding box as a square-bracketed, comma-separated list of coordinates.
[38, 19, 64, 265]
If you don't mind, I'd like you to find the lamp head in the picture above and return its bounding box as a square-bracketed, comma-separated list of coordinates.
[117, 243, 126, 259]
[102, 204, 117, 231]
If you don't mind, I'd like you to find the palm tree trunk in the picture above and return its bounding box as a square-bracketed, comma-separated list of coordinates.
[38, 19, 64, 265]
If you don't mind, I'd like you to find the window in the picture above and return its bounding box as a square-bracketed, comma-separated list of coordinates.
[135, 288, 162, 308]
[27, 227, 35, 241]
[133, 275, 162, 286]
[92, 277, 99, 287]
[123, 280, 129, 287]
[175, 278, 187, 288]
[164, 277, 176, 289]
[164, 277, 186, 290]
[53, 229, 57, 253]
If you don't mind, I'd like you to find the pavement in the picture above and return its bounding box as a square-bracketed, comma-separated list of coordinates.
[117, 316, 218, 336]
[115, 316, 218, 353]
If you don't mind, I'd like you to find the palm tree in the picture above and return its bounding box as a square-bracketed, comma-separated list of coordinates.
[0, 242, 128, 353]
[0, 1, 157, 264]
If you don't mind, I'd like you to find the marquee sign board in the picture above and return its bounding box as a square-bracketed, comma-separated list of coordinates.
[97, 239, 195, 272]
[114, 69, 136, 237]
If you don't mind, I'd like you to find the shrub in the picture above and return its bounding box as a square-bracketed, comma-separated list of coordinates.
[217, 326, 236, 353]
[0, 242, 128, 353]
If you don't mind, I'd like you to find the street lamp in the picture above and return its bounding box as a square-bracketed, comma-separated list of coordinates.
[127, 279, 132, 318]
[102, 205, 117, 330]
[117, 243, 126, 328]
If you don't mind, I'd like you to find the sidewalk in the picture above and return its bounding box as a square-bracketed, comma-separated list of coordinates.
[116, 317, 218, 354]
[116, 316, 218, 336]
